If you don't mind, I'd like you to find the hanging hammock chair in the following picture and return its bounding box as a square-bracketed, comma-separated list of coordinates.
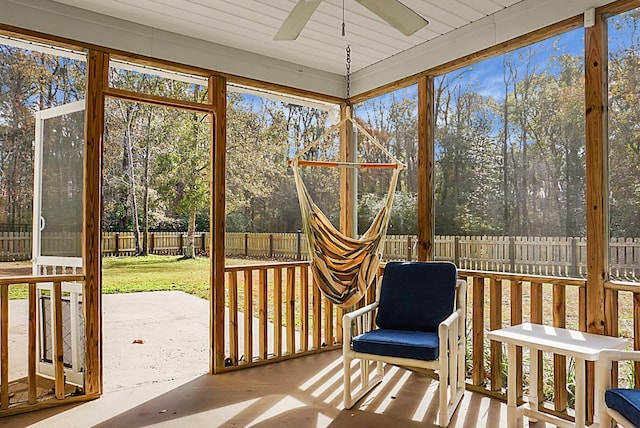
[290, 116, 405, 308]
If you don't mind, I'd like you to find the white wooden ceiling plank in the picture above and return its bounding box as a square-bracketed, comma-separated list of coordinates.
[405, 0, 486, 22]
[119, 0, 383, 68]
[457, 0, 508, 15]
[2, 0, 345, 96]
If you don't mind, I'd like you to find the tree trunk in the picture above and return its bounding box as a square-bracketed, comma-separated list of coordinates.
[123, 103, 141, 255]
[140, 111, 152, 256]
[183, 206, 197, 259]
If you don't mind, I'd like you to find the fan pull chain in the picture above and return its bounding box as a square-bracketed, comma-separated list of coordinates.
[346, 45, 351, 99]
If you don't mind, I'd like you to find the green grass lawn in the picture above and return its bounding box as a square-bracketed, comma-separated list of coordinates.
[4, 256, 263, 300]
[102, 255, 268, 300]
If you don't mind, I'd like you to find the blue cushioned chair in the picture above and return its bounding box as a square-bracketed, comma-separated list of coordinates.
[342, 261, 466, 427]
[599, 350, 640, 428]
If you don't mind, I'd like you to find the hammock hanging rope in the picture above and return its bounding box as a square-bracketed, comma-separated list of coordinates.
[290, 116, 405, 307]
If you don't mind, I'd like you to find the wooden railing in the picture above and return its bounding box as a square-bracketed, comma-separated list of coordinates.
[0, 274, 95, 416]
[220, 261, 640, 423]
[219, 261, 373, 371]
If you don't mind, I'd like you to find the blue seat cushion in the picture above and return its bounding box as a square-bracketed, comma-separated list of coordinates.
[376, 262, 457, 332]
[352, 329, 439, 361]
[605, 388, 640, 426]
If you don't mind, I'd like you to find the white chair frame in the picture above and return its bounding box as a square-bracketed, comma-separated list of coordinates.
[598, 349, 640, 428]
[342, 278, 467, 427]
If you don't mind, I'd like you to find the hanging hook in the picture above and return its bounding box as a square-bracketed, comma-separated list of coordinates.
[342, 0, 346, 36]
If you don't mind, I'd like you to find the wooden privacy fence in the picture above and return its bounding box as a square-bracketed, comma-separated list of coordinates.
[3, 231, 640, 279]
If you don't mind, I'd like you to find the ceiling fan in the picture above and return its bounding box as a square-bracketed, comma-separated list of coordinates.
[274, 0, 429, 41]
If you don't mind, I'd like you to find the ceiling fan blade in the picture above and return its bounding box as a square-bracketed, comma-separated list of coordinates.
[356, 0, 428, 36]
[274, 0, 322, 41]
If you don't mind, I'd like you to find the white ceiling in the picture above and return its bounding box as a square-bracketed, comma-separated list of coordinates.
[1, 0, 620, 97]
[48, 0, 523, 76]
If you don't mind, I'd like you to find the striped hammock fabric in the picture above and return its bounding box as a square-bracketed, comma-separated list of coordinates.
[291, 160, 401, 307]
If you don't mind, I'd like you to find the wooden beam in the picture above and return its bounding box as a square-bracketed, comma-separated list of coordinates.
[1, 283, 8, 410]
[83, 49, 108, 396]
[210, 75, 227, 373]
[339, 104, 356, 238]
[418, 76, 434, 261]
[585, 12, 608, 336]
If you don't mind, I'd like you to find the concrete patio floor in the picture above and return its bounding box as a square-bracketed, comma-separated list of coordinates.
[2, 291, 554, 427]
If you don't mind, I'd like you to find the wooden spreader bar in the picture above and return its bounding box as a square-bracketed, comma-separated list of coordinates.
[291, 159, 401, 169]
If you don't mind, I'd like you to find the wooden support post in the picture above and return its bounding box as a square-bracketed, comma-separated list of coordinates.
[83, 49, 108, 396]
[418, 76, 435, 261]
[210, 75, 227, 374]
[339, 104, 356, 240]
[1, 283, 8, 409]
[585, 8, 608, 336]
[585, 13, 608, 422]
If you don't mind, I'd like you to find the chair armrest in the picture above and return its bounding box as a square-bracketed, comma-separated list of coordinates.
[600, 349, 640, 363]
[598, 349, 636, 393]
[343, 302, 378, 350]
[343, 301, 379, 324]
[439, 308, 461, 333]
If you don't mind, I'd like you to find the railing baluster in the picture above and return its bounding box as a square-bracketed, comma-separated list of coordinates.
[244, 269, 253, 363]
[228, 272, 238, 366]
[312, 277, 321, 350]
[300, 264, 309, 352]
[472, 276, 485, 386]
[258, 268, 268, 360]
[324, 300, 333, 347]
[634, 293, 640, 389]
[553, 283, 567, 412]
[1, 283, 9, 409]
[490, 277, 502, 392]
[28, 283, 37, 404]
[52, 281, 65, 399]
[274, 268, 282, 357]
[530, 281, 544, 407]
[510, 280, 523, 401]
[286, 267, 296, 354]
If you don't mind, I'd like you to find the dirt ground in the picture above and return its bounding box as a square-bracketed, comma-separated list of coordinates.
[0, 261, 31, 276]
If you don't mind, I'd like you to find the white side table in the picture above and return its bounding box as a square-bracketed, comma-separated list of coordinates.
[487, 323, 627, 428]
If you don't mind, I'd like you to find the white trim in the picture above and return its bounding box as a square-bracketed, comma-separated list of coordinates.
[228, 83, 340, 117]
[0, 34, 86, 61]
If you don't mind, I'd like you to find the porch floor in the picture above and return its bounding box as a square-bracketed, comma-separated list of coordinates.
[3, 291, 553, 427]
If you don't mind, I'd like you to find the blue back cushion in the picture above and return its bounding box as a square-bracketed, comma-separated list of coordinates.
[375, 262, 457, 332]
